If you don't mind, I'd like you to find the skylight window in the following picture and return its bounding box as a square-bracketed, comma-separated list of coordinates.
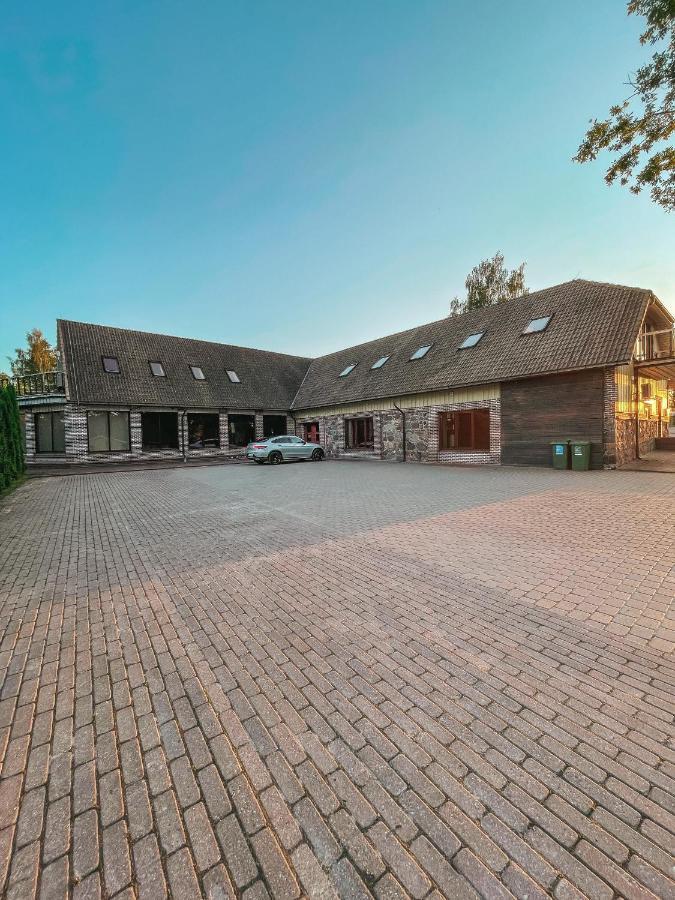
[226, 370, 241, 383]
[149, 361, 165, 377]
[339, 364, 357, 377]
[190, 366, 206, 380]
[371, 356, 390, 370]
[459, 332, 484, 349]
[410, 345, 431, 360]
[102, 356, 120, 374]
[523, 316, 552, 334]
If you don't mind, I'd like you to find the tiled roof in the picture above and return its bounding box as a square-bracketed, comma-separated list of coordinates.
[290, 280, 655, 409]
[58, 320, 312, 410]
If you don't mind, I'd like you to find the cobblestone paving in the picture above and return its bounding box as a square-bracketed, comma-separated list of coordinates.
[1, 462, 674, 899]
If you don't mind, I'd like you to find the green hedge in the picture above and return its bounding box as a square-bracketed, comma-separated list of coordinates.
[0, 383, 25, 492]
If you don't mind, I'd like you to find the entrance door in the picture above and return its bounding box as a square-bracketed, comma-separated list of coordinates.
[304, 422, 320, 443]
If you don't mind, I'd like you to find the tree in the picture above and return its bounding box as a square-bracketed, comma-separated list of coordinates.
[575, 0, 675, 211]
[450, 252, 528, 316]
[9, 328, 57, 377]
[0, 383, 24, 491]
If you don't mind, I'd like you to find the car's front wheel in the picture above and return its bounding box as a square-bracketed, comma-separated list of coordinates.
[311, 449, 324, 461]
[269, 451, 283, 465]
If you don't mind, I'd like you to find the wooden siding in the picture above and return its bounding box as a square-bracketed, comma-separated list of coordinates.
[501, 370, 605, 468]
[294, 384, 500, 419]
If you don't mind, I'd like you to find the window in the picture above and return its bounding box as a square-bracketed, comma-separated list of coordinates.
[149, 361, 165, 377]
[459, 332, 484, 349]
[188, 413, 220, 448]
[35, 411, 66, 454]
[410, 345, 431, 360]
[523, 316, 552, 334]
[228, 413, 255, 447]
[263, 414, 287, 437]
[226, 370, 241, 383]
[345, 417, 374, 450]
[141, 412, 178, 450]
[88, 411, 130, 452]
[438, 409, 490, 452]
[190, 366, 205, 380]
[102, 356, 120, 374]
[304, 422, 320, 443]
[339, 364, 356, 377]
[371, 356, 389, 369]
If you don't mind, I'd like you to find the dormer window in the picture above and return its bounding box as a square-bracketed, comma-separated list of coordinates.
[458, 332, 484, 349]
[410, 345, 431, 360]
[371, 356, 389, 370]
[339, 364, 356, 377]
[190, 366, 206, 380]
[226, 370, 241, 383]
[149, 361, 165, 377]
[523, 316, 552, 334]
[102, 356, 120, 374]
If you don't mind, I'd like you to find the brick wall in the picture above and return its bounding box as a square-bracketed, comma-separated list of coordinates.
[294, 397, 501, 465]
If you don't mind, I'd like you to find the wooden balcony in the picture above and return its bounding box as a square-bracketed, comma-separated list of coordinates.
[635, 326, 675, 382]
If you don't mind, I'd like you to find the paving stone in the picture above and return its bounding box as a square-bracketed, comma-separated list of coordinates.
[1, 464, 674, 900]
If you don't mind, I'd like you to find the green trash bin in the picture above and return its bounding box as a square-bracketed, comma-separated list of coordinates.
[570, 440, 591, 471]
[550, 440, 569, 469]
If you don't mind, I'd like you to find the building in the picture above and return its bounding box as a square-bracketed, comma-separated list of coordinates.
[11, 279, 675, 470]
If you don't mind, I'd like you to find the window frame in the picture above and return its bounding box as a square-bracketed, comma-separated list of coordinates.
[339, 363, 357, 378]
[190, 365, 206, 381]
[34, 410, 66, 455]
[149, 361, 166, 377]
[438, 409, 491, 453]
[102, 356, 121, 374]
[522, 315, 553, 335]
[187, 412, 221, 449]
[410, 345, 431, 361]
[87, 410, 131, 453]
[226, 370, 241, 383]
[371, 356, 390, 370]
[228, 413, 256, 448]
[141, 411, 179, 450]
[458, 332, 484, 349]
[344, 416, 374, 450]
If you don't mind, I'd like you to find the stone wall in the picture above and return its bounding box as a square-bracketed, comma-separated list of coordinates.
[294, 397, 501, 465]
[615, 416, 660, 467]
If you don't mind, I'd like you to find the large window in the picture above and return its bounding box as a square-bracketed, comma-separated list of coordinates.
[228, 414, 255, 447]
[141, 412, 178, 450]
[263, 414, 287, 438]
[35, 411, 66, 454]
[345, 417, 374, 450]
[439, 409, 490, 452]
[188, 413, 220, 448]
[88, 411, 130, 452]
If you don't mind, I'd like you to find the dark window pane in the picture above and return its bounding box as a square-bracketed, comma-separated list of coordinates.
[52, 411, 66, 453]
[35, 413, 53, 453]
[188, 413, 220, 448]
[474, 409, 490, 450]
[345, 417, 374, 449]
[228, 414, 255, 447]
[263, 414, 286, 437]
[142, 412, 179, 450]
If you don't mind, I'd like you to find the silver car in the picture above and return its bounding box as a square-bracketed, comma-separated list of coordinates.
[247, 435, 325, 465]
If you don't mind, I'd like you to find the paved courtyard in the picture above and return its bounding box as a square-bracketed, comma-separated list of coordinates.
[1, 461, 674, 900]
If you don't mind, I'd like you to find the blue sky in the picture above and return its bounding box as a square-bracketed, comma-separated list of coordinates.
[1, 0, 673, 367]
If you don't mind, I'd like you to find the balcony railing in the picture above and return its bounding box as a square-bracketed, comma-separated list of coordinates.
[5, 371, 65, 397]
[635, 327, 675, 362]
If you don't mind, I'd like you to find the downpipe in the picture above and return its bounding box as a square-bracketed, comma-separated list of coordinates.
[393, 401, 406, 462]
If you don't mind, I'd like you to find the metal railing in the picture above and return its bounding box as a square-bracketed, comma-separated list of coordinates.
[6, 371, 65, 396]
[635, 326, 675, 362]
